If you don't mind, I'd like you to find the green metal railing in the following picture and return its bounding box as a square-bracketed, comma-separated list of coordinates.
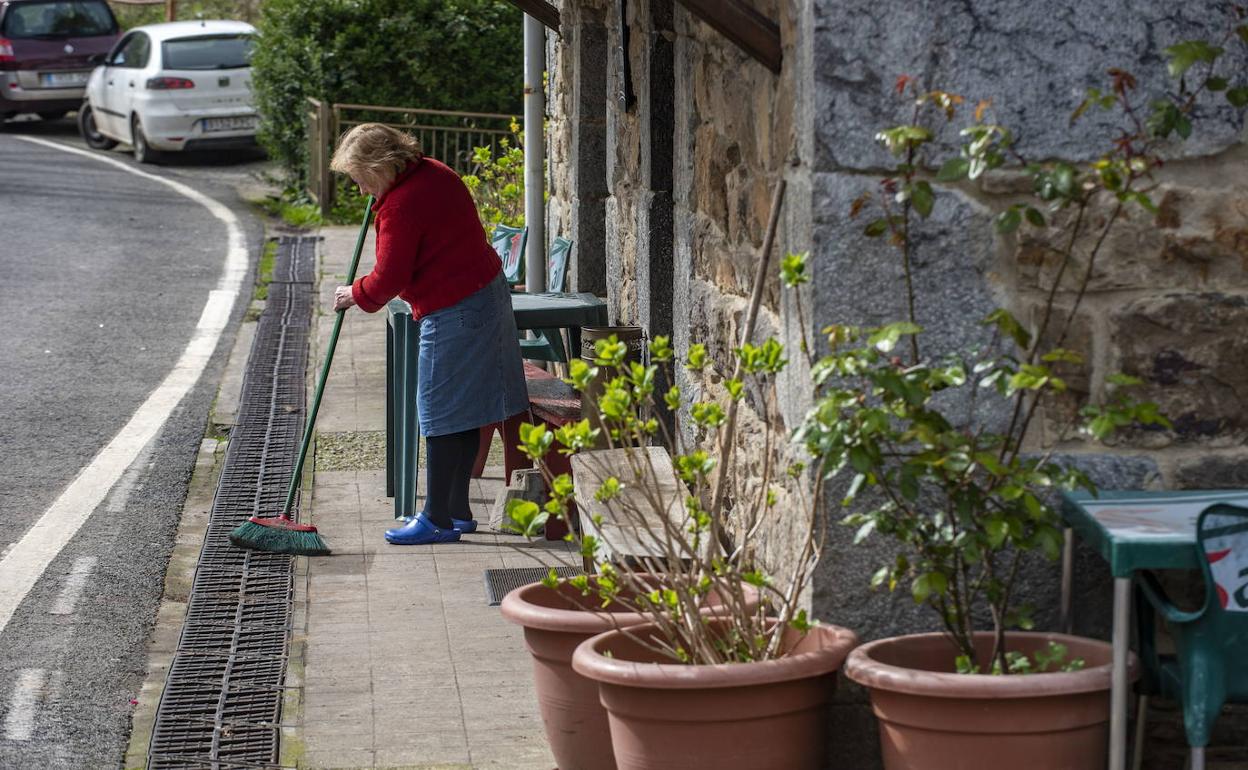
[305, 98, 516, 217]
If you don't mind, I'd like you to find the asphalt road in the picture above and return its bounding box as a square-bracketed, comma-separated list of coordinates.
[0, 116, 265, 768]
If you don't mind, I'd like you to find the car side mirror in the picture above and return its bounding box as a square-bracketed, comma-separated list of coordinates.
[88, 53, 107, 65]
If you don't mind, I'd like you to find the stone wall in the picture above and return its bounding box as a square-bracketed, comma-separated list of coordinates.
[810, 1, 1247, 765]
[546, 0, 1245, 765]
[557, 0, 821, 590]
[668, 0, 817, 591]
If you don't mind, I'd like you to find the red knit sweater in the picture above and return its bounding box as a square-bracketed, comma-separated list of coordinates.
[351, 158, 500, 318]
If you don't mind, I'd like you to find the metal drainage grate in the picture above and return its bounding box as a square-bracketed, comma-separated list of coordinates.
[484, 566, 584, 606]
[148, 236, 317, 769]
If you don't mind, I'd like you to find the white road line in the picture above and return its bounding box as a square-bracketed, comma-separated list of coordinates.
[49, 557, 99, 616]
[106, 444, 154, 515]
[0, 136, 249, 636]
[2, 669, 48, 741]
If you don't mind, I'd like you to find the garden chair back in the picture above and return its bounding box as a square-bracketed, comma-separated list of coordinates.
[1134, 503, 1248, 770]
[491, 224, 526, 286]
[519, 236, 575, 363]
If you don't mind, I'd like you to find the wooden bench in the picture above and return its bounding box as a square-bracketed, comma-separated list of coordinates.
[571, 446, 705, 566]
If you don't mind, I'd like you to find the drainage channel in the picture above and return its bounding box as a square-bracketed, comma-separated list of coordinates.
[148, 236, 317, 770]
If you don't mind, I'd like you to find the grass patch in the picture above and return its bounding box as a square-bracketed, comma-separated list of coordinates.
[251, 195, 323, 229]
[253, 239, 277, 300]
[313, 430, 506, 472]
[249, 180, 370, 230]
[316, 430, 388, 471]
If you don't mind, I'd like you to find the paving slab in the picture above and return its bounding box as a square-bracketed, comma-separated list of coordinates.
[291, 227, 574, 769]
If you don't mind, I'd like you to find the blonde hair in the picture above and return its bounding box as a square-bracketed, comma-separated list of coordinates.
[330, 123, 423, 190]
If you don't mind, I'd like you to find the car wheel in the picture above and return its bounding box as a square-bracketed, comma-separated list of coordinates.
[131, 115, 160, 164]
[38, 110, 68, 122]
[78, 103, 117, 150]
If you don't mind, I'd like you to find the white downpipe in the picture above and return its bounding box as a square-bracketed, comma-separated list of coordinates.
[523, 13, 546, 293]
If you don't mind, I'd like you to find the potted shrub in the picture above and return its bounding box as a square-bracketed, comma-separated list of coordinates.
[799, 30, 1247, 769]
[500, 575, 760, 770]
[501, 187, 858, 770]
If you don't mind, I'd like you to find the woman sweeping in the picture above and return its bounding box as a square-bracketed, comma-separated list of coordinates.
[330, 123, 528, 546]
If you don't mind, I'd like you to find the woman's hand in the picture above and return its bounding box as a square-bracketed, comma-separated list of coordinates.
[333, 285, 356, 312]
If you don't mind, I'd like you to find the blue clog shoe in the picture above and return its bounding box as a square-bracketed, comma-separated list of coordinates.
[396, 514, 477, 534]
[384, 514, 461, 545]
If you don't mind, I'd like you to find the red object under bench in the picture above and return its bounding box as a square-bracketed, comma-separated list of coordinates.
[472, 362, 582, 539]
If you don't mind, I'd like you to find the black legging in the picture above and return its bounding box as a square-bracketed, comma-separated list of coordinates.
[421, 426, 480, 529]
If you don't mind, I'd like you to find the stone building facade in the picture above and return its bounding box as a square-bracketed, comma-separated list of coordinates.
[540, 1, 1247, 765]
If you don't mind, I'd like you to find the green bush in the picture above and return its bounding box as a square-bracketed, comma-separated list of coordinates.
[461, 121, 526, 232]
[251, 0, 523, 183]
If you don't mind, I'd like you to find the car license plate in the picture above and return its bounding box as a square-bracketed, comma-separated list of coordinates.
[202, 116, 257, 133]
[40, 71, 88, 88]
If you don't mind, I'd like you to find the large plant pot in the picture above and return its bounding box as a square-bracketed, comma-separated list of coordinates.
[501, 579, 759, 770]
[843, 631, 1137, 770]
[571, 619, 858, 770]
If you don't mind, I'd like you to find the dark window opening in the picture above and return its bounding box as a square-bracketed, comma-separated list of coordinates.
[161, 35, 254, 71]
[1, 1, 116, 39]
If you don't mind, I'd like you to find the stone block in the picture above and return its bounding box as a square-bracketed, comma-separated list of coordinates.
[812, 1, 1246, 172]
[1110, 293, 1248, 446]
[1016, 185, 1248, 293]
[1172, 451, 1248, 489]
[489, 469, 544, 532]
[569, 196, 607, 295]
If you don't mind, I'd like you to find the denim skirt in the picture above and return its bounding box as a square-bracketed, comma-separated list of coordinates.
[417, 271, 528, 437]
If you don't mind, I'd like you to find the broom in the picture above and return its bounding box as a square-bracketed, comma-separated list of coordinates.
[229, 198, 376, 556]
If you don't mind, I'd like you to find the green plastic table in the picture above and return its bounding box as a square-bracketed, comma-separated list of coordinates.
[510, 291, 608, 360]
[1059, 489, 1248, 770]
[384, 292, 608, 518]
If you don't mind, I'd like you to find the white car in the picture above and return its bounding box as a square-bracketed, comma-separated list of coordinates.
[78, 20, 257, 163]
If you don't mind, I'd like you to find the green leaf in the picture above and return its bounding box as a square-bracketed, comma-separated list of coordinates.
[875, 125, 933, 156]
[1024, 207, 1046, 227]
[982, 309, 1032, 349]
[1227, 87, 1248, 108]
[867, 321, 922, 352]
[864, 218, 889, 238]
[1175, 114, 1193, 140]
[936, 157, 970, 182]
[985, 518, 1009, 548]
[995, 207, 1021, 234]
[1163, 40, 1223, 79]
[853, 518, 876, 545]
[911, 181, 935, 218]
[1106, 373, 1143, 387]
[912, 572, 948, 604]
[1206, 76, 1229, 92]
[780, 252, 810, 287]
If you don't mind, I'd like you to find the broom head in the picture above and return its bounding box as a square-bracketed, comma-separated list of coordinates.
[229, 515, 331, 556]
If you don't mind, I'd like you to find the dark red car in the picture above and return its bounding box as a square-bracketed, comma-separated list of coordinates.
[0, 0, 120, 121]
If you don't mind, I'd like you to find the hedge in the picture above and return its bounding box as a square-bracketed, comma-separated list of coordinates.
[251, 0, 524, 184]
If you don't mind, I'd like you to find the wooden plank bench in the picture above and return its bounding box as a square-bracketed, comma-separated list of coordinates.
[571, 446, 707, 567]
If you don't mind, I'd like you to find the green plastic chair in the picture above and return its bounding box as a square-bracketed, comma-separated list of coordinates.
[519, 236, 573, 363]
[491, 224, 526, 286]
[1134, 503, 1248, 770]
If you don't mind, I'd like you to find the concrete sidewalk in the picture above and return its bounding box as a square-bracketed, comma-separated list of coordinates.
[292, 226, 574, 769]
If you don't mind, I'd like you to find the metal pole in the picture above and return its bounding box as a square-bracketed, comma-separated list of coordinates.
[1060, 527, 1074, 634]
[523, 14, 546, 293]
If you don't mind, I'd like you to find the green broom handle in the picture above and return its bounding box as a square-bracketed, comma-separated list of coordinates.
[281, 198, 377, 517]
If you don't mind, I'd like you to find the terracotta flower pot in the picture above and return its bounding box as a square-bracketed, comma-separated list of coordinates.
[843, 631, 1138, 770]
[571, 619, 859, 770]
[501, 578, 759, 770]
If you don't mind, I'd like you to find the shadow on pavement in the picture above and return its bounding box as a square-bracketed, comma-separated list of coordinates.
[2, 112, 267, 168]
